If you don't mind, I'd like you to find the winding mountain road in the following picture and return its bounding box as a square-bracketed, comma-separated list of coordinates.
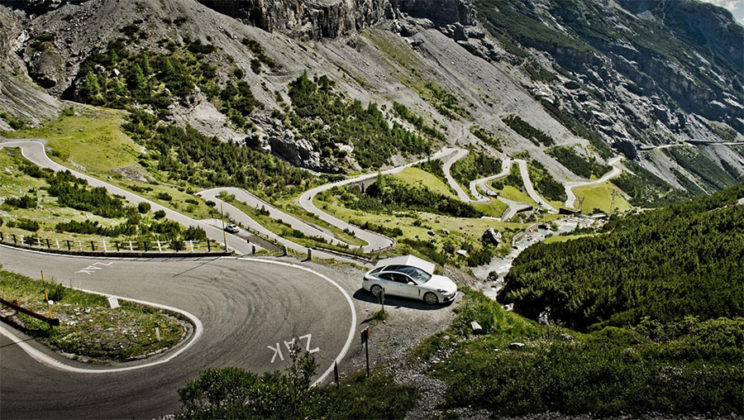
[0, 246, 356, 419]
[297, 147, 457, 253]
[0, 138, 261, 255]
[198, 188, 365, 264]
[515, 159, 558, 213]
[563, 157, 624, 209]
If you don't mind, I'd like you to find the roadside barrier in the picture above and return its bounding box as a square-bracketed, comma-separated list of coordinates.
[0, 231, 229, 257]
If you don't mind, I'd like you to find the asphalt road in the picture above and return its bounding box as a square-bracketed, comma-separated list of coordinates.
[0, 245, 355, 419]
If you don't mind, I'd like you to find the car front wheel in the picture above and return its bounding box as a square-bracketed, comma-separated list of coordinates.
[370, 285, 383, 298]
[424, 292, 438, 305]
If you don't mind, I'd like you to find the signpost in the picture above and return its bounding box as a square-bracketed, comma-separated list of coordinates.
[361, 327, 370, 378]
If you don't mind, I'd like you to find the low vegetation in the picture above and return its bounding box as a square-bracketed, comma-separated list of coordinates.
[285, 73, 433, 169]
[124, 109, 319, 200]
[528, 161, 566, 202]
[500, 183, 744, 330]
[450, 150, 501, 190]
[469, 125, 502, 151]
[0, 150, 206, 245]
[664, 146, 738, 191]
[177, 350, 416, 419]
[502, 114, 554, 146]
[415, 289, 742, 417]
[547, 145, 610, 178]
[0, 268, 185, 361]
[612, 160, 693, 207]
[333, 174, 482, 219]
[392, 102, 446, 141]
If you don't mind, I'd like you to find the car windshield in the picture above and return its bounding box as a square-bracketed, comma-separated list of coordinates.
[394, 266, 431, 283]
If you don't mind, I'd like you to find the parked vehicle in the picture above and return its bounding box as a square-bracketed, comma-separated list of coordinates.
[224, 223, 239, 233]
[362, 255, 457, 305]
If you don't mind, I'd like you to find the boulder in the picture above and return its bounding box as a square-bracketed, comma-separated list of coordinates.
[482, 228, 502, 246]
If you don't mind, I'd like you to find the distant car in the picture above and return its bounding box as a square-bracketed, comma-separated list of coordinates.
[362, 255, 457, 305]
[224, 223, 239, 233]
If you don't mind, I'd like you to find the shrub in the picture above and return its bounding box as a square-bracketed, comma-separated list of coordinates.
[153, 210, 166, 219]
[3, 194, 37, 209]
[15, 218, 40, 232]
[138, 202, 151, 213]
[156, 192, 172, 201]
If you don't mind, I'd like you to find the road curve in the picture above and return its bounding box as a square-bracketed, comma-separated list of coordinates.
[516, 159, 558, 213]
[474, 159, 533, 221]
[563, 157, 624, 209]
[297, 147, 457, 253]
[440, 148, 476, 202]
[0, 245, 356, 419]
[0, 138, 260, 255]
[201, 187, 344, 247]
[198, 188, 365, 265]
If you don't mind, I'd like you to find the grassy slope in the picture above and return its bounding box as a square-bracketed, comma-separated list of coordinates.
[314, 193, 524, 259]
[6, 106, 217, 220]
[394, 167, 507, 217]
[0, 148, 127, 242]
[573, 181, 632, 214]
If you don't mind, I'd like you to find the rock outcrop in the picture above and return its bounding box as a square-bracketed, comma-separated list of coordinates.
[198, 0, 391, 40]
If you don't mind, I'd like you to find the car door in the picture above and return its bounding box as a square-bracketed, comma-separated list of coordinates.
[394, 273, 421, 299]
[376, 272, 403, 298]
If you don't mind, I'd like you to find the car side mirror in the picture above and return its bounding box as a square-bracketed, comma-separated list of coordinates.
[407, 281, 415, 285]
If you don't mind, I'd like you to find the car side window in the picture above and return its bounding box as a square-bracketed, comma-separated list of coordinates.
[378, 273, 394, 281]
[393, 273, 411, 284]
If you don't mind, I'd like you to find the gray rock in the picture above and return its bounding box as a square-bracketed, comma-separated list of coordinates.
[481, 228, 502, 246]
[508, 342, 524, 350]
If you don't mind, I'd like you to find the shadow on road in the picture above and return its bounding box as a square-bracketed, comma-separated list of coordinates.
[352, 289, 452, 312]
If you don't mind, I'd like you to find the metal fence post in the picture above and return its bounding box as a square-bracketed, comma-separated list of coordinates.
[12, 234, 16, 245]
[46, 238, 51, 249]
[115, 241, 120, 252]
[66, 240, 71, 251]
[90, 241, 95, 251]
[207, 240, 211, 252]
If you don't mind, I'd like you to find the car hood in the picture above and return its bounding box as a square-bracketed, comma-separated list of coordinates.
[422, 275, 457, 294]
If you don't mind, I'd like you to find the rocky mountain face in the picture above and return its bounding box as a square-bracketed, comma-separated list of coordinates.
[0, 0, 742, 194]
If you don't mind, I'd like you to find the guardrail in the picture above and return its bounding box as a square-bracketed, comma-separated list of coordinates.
[0, 297, 60, 327]
[0, 231, 229, 257]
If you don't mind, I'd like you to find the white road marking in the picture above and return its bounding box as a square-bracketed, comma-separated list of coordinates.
[268, 343, 285, 363]
[300, 334, 319, 354]
[75, 261, 114, 275]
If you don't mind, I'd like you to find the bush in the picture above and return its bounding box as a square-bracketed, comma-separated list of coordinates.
[138, 202, 151, 213]
[47, 282, 68, 302]
[153, 210, 166, 219]
[3, 194, 37, 209]
[15, 218, 40, 232]
[502, 114, 554, 146]
[178, 349, 416, 419]
[156, 192, 172, 201]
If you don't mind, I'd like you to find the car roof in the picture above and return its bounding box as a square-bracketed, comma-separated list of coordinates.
[374, 255, 435, 275]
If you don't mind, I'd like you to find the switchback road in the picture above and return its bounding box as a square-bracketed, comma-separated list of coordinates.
[0, 246, 355, 419]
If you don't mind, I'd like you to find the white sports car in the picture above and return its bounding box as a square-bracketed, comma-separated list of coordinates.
[362, 255, 457, 305]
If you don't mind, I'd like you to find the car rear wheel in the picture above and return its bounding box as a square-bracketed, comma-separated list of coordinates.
[424, 292, 438, 305]
[370, 285, 383, 298]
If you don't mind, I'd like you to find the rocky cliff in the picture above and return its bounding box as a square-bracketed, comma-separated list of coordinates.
[0, 0, 741, 194]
